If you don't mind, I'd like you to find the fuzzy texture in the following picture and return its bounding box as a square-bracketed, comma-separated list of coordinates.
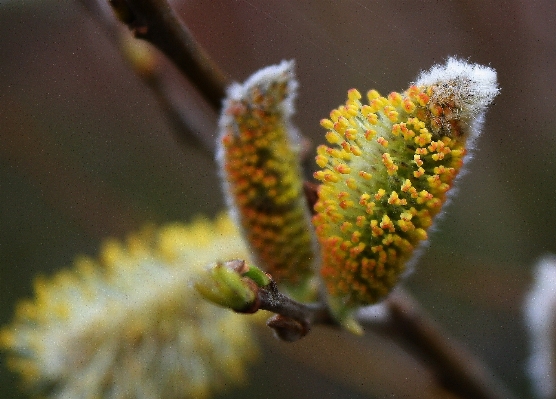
[525, 255, 556, 399]
[0, 215, 257, 399]
[217, 60, 316, 291]
[414, 57, 499, 140]
[313, 58, 498, 313]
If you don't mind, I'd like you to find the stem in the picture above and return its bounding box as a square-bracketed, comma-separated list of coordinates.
[245, 278, 516, 399]
[140, 66, 216, 155]
[77, 0, 215, 155]
[254, 280, 336, 342]
[358, 290, 518, 399]
[111, 0, 229, 111]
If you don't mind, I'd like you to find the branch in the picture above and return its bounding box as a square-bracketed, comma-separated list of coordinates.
[358, 290, 519, 399]
[109, 0, 229, 111]
[259, 280, 336, 341]
[194, 259, 337, 342]
[77, 0, 215, 155]
[196, 260, 517, 399]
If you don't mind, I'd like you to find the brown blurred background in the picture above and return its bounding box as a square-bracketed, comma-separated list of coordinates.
[1, 0, 556, 398]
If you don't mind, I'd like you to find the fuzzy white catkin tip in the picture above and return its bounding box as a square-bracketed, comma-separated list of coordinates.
[414, 57, 499, 139]
[525, 255, 556, 398]
[219, 59, 299, 144]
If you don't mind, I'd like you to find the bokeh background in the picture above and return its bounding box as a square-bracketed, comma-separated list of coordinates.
[1, 0, 556, 398]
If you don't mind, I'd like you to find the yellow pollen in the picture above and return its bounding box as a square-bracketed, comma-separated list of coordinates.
[324, 172, 340, 183]
[380, 215, 395, 232]
[316, 145, 328, 155]
[350, 145, 362, 156]
[414, 154, 423, 166]
[382, 153, 398, 174]
[359, 171, 372, 180]
[365, 129, 376, 140]
[401, 179, 412, 192]
[375, 189, 386, 200]
[351, 231, 362, 243]
[335, 164, 351, 174]
[359, 193, 371, 205]
[403, 98, 416, 113]
[377, 137, 389, 147]
[315, 155, 328, 168]
[367, 89, 380, 101]
[338, 191, 350, 200]
[432, 153, 444, 161]
[326, 131, 342, 144]
[320, 118, 335, 130]
[330, 109, 342, 122]
[344, 129, 357, 141]
[340, 222, 353, 233]
[346, 178, 357, 190]
[367, 113, 378, 124]
[361, 105, 373, 116]
[348, 88, 362, 101]
[388, 92, 403, 105]
[356, 215, 366, 227]
[413, 167, 425, 178]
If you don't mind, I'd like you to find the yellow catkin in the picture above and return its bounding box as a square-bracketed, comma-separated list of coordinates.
[217, 60, 316, 292]
[313, 58, 498, 311]
[0, 214, 258, 399]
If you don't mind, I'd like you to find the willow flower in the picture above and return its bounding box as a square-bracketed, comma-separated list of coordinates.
[217, 60, 317, 298]
[313, 58, 499, 322]
[0, 214, 258, 399]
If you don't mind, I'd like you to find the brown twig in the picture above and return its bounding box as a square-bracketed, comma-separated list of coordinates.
[77, 0, 215, 155]
[260, 280, 335, 341]
[357, 290, 519, 399]
[109, 0, 229, 111]
[236, 271, 515, 399]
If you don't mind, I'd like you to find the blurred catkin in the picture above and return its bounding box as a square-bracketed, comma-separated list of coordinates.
[0, 214, 258, 399]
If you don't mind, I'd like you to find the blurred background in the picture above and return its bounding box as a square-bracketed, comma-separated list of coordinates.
[1, 0, 556, 398]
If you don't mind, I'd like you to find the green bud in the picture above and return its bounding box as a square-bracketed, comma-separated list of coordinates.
[241, 264, 271, 287]
[194, 262, 256, 311]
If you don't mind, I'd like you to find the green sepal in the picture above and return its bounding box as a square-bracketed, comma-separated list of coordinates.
[240, 264, 271, 287]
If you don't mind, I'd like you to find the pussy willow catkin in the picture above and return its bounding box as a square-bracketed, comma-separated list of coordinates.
[313, 58, 499, 311]
[217, 60, 316, 291]
[0, 215, 257, 399]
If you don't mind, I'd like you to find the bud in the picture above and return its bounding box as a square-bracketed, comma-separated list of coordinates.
[313, 58, 499, 325]
[194, 259, 271, 312]
[217, 60, 317, 298]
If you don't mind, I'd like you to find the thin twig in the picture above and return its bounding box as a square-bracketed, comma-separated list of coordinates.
[358, 290, 519, 399]
[139, 64, 216, 155]
[259, 281, 335, 341]
[110, 0, 229, 111]
[239, 274, 516, 399]
[77, 0, 215, 155]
